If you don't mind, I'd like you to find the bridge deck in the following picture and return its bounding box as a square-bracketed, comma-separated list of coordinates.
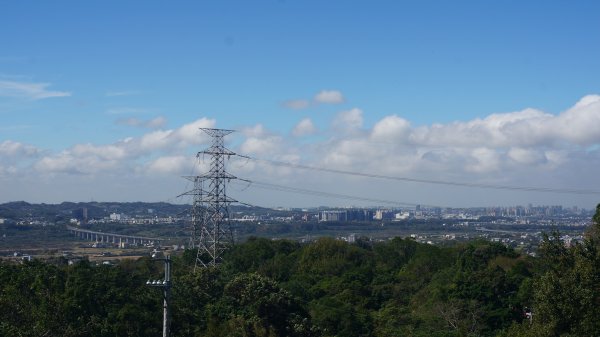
[66, 225, 162, 242]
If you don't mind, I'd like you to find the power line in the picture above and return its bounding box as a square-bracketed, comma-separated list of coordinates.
[237, 155, 600, 195]
[234, 179, 442, 208]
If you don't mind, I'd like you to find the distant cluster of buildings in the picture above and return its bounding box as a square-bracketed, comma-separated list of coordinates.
[80, 204, 591, 226]
[306, 204, 591, 224]
[319, 209, 374, 222]
[481, 204, 581, 217]
[4, 203, 592, 230]
[69, 208, 176, 226]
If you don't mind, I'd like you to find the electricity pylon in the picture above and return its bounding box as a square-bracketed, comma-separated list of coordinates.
[184, 128, 236, 270]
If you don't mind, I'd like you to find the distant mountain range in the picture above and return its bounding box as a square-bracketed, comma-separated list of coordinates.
[0, 201, 191, 221]
[0, 201, 285, 222]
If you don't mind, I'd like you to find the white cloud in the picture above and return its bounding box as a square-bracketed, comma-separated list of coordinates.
[240, 136, 282, 156]
[147, 117, 167, 129]
[138, 129, 175, 152]
[58, 96, 599, 181]
[34, 153, 81, 174]
[466, 147, 503, 173]
[312, 95, 600, 186]
[71, 143, 128, 160]
[242, 124, 269, 138]
[371, 115, 411, 142]
[293, 118, 317, 137]
[239, 128, 282, 156]
[507, 147, 548, 166]
[321, 138, 385, 168]
[0, 80, 71, 100]
[238, 124, 286, 156]
[240, 137, 278, 154]
[116, 116, 167, 129]
[147, 155, 190, 174]
[34, 151, 122, 175]
[31, 117, 215, 176]
[333, 108, 363, 130]
[283, 99, 310, 110]
[0, 141, 40, 178]
[314, 90, 344, 104]
[3, 95, 600, 207]
[552, 94, 600, 145]
[409, 108, 550, 148]
[283, 89, 345, 110]
[0, 165, 17, 177]
[0, 140, 39, 158]
[407, 97, 600, 148]
[173, 118, 215, 145]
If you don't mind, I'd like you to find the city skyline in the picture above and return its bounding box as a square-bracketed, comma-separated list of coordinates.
[1, 1, 600, 208]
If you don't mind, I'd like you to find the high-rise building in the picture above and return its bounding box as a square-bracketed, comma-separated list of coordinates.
[319, 210, 347, 222]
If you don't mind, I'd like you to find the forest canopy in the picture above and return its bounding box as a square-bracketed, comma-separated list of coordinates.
[1, 204, 599, 337]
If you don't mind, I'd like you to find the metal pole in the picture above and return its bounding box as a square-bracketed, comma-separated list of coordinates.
[146, 255, 172, 337]
[163, 256, 171, 337]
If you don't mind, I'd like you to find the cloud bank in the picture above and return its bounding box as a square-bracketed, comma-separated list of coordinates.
[2, 95, 600, 207]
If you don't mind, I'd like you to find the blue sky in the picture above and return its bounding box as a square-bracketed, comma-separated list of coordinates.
[1, 1, 600, 208]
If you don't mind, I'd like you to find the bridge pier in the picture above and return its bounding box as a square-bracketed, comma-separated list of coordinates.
[67, 226, 160, 247]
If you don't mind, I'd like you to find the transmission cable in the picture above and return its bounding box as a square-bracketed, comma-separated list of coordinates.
[236, 155, 600, 195]
[233, 179, 442, 208]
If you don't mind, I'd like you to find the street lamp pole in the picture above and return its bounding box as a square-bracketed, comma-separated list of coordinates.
[146, 255, 172, 337]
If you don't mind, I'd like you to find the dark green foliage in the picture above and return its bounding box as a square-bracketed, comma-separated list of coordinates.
[5, 208, 600, 337]
[0, 259, 160, 336]
[502, 204, 600, 337]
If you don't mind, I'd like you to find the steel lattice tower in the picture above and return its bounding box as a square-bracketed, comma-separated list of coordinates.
[184, 128, 237, 269]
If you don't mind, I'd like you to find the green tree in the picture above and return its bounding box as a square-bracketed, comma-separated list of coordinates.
[208, 273, 319, 337]
[507, 205, 600, 337]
